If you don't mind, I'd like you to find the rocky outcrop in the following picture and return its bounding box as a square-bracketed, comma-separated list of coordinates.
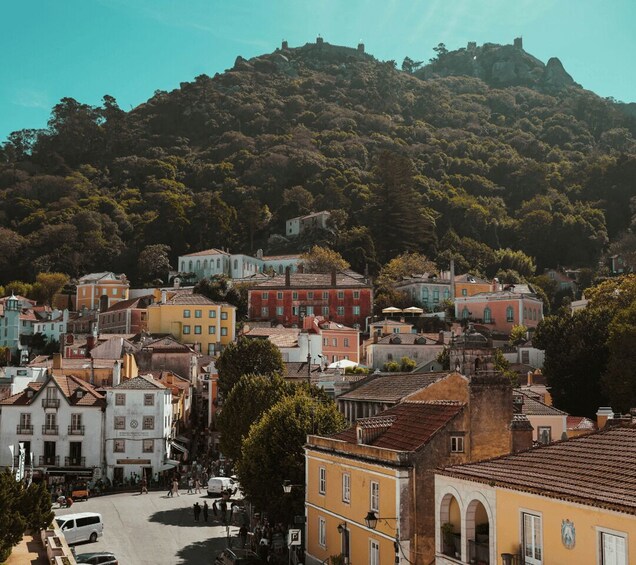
[542, 57, 576, 89]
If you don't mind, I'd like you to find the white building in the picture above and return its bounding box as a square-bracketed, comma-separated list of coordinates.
[104, 375, 174, 483]
[285, 210, 331, 237]
[0, 366, 48, 400]
[0, 374, 106, 483]
[177, 248, 301, 282]
[32, 309, 69, 344]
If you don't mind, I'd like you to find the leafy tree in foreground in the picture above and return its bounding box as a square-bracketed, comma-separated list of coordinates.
[509, 325, 528, 346]
[237, 393, 346, 524]
[216, 338, 284, 398]
[603, 302, 636, 412]
[217, 374, 293, 462]
[138, 244, 172, 284]
[299, 245, 349, 273]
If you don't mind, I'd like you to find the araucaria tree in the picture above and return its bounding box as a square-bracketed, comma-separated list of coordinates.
[237, 393, 346, 524]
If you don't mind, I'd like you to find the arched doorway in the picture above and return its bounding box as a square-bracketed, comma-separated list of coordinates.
[466, 499, 491, 564]
[439, 493, 461, 558]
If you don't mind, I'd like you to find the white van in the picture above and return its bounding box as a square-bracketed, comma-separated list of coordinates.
[56, 512, 103, 544]
[207, 476, 235, 496]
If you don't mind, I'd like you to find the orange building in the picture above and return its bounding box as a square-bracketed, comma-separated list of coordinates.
[303, 316, 360, 364]
[75, 272, 129, 311]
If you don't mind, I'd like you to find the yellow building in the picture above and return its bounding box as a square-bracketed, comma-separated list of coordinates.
[75, 272, 129, 311]
[305, 372, 515, 564]
[434, 424, 636, 565]
[146, 293, 236, 355]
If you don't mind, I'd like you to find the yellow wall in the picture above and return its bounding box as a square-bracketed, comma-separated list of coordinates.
[76, 281, 129, 310]
[455, 282, 492, 298]
[306, 448, 401, 564]
[497, 489, 636, 563]
[528, 414, 566, 442]
[147, 303, 236, 353]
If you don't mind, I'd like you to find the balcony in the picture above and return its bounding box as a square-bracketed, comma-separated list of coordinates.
[16, 424, 33, 434]
[441, 529, 462, 560]
[42, 425, 59, 435]
[68, 425, 85, 435]
[469, 538, 490, 564]
[39, 455, 59, 466]
[42, 398, 60, 409]
[64, 456, 86, 467]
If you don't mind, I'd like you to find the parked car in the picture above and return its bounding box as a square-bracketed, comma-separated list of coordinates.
[75, 551, 118, 564]
[215, 548, 262, 564]
[207, 476, 236, 496]
[55, 512, 103, 544]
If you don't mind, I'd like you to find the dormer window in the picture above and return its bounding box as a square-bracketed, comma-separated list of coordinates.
[76, 390, 84, 399]
[27, 390, 34, 398]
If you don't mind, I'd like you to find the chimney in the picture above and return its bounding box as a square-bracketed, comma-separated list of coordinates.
[52, 353, 62, 370]
[596, 406, 614, 429]
[373, 333, 378, 344]
[161, 290, 167, 304]
[297, 263, 304, 274]
[437, 331, 444, 345]
[86, 334, 96, 354]
[527, 371, 533, 387]
[112, 360, 121, 387]
[331, 269, 337, 287]
[510, 414, 534, 452]
[285, 266, 291, 287]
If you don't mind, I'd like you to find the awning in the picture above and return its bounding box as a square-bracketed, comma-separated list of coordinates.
[158, 459, 179, 472]
[174, 435, 191, 444]
[170, 441, 189, 455]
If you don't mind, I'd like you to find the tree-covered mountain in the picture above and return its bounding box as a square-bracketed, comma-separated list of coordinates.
[1, 38, 635, 285]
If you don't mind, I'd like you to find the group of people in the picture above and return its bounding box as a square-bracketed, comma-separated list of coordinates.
[192, 501, 211, 521]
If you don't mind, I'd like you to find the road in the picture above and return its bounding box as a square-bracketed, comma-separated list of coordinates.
[55, 490, 244, 564]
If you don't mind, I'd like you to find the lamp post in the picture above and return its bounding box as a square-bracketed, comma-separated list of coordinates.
[337, 522, 349, 564]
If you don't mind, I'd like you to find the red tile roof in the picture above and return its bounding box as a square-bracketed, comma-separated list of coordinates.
[332, 401, 465, 451]
[439, 424, 636, 515]
[155, 292, 235, 307]
[338, 372, 445, 402]
[0, 374, 104, 407]
[567, 416, 597, 431]
[514, 391, 568, 416]
[251, 272, 370, 289]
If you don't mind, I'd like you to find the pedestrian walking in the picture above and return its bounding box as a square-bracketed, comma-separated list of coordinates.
[239, 524, 248, 548]
[187, 477, 194, 494]
[203, 501, 209, 522]
[193, 502, 201, 522]
[194, 478, 201, 494]
[140, 476, 148, 495]
[172, 478, 180, 497]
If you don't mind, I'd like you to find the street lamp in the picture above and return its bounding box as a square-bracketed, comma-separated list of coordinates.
[337, 522, 349, 564]
[282, 479, 303, 494]
[363, 511, 413, 565]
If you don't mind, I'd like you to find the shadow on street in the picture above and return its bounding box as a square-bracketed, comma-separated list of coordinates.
[148, 506, 230, 528]
[177, 536, 228, 564]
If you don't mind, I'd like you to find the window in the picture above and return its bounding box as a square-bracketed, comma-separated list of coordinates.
[307, 291, 314, 299]
[306, 306, 314, 315]
[332, 338, 337, 346]
[183, 325, 191, 334]
[343, 338, 349, 347]
[342, 473, 351, 503]
[323, 291, 329, 300]
[337, 306, 345, 316]
[276, 307, 283, 316]
[144, 394, 154, 406]
[221, 328, 228, 336]
[194, 325, 202, 334]
[537, 426, 551, 445]
[221, 312, 228, 320]
[370, 481, 379, 512]
[318, 517, 327, 548]
[337, 291, 344, 299]
[353, 306, 360, 315]
[522, 350, 530, 364]
[483, 307, 492, 323]
[209, 325, 216, 335]
[319, 467, 326, 495]
[20, 413, 31, 427]
[433, 289, 440, 303]
[322, 306, 330, 316]
[71, 413, 82, 428]
[143, 439, 154, 453]
[261, 307, 269, 317]
[262, 292, 269, 300]
[462, 307, 470, 319]
[524, 307, 528, 320]
[113, 439, 125, 452]
[292, 292, 298, 300]
[462, 288, 468, 296]
[194, 309, 202, 318]
[353, 291, 360, 299]
[143, 416, 155, 430]
[523, 513, 542, 564]
[450, 435, 464, 452]
[114, 416, 125, 430]
[183, 309, 191, 318]
[506, 306, 514, 322]
[115, 393, 125, 406]
[600, 530, 627, 565]
[369, 539, 380, 565]
[209, 310, 216, 318]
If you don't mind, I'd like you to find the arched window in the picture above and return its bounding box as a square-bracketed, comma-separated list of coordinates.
[279, 265, 283, 274]
[196, 260, 201, 270]
[217, 259, 220, 268]
[483, 307, 492, 323]
[181, 261, 185, 271]
[188, 260, 193, 271]
[506, 306, 514, 322]
[203, 260, 208, 269]
[523, 307, 527, 320]
[234, 259, 238, 270]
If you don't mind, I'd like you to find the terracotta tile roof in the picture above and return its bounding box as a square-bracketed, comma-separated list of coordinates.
[155, 292, 235, 307]
[439, 424, 636, 515]
[78, 272, 126, 283]
[104, 295, 153, 312]
[28, 357, 118, 370]
[375, 333, 439, 345]
[567, 416, 598, 431]
[454, 273, 491, 284]
[282, 362, 321, 380]
[243, 327, 301, 348]
[337, 372, 445, 402]
[319, 321, 356, 331]
[514, 391, 568, 416]
[251, 272, 370, 289]
[331, 401, 465, 451]
[180, 248, 229, 257]
[0, 374, 104, 407]
[114, 375, 166, 389]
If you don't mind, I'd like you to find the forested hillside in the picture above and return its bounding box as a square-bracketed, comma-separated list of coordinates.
[1, 39, 635, 285]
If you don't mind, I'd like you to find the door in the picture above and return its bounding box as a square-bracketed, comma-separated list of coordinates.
[44, 441, 56, 465]
[60, 519, 77, 544]
[69, 442, 82, 466]
[113, 467, 124, 485]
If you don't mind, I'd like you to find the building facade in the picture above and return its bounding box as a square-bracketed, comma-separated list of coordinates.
[76, 272, 129, 311]
[248, 271, 372, 329]
[98, 295, 152, 334]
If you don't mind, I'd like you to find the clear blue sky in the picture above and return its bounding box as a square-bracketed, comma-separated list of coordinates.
[1, 0, 634, 143]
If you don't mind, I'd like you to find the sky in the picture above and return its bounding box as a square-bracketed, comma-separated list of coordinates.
[1, 0, 634, 143]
